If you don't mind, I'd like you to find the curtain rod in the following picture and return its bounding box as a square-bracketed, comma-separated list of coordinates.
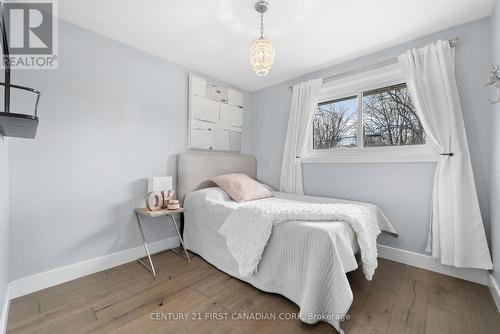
[288, 37, 459, 91]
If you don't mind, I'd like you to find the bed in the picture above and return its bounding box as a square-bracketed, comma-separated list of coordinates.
[177, 151, 397, 333]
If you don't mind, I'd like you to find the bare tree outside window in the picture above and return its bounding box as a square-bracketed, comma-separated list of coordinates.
[363, 84, 425, 147]
[312, 83, 425, 151]
[313, 96, 358, 150]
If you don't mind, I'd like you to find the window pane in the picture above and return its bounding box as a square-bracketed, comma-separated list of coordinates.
[362, 83, 425, 147]
[313, 96, 358, 150]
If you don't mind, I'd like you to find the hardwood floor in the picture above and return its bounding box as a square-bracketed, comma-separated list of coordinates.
[7, 251, 500, 334]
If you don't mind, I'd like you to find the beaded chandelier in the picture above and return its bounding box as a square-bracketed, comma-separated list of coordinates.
[249, 1, 275, 76]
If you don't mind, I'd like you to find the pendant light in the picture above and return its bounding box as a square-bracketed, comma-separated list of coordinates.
[249, 1, 275, 76]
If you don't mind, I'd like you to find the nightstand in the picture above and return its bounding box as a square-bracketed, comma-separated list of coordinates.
[135, 207, 192, 277]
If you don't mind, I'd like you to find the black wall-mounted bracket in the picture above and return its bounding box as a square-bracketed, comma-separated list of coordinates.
[0, 1, 41, 139]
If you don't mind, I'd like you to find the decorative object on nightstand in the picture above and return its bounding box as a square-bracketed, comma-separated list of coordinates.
[162, 189, 176, 208]
[146, 191, 163, 211]
[135, 207, 193, 277]
[146, 176, 175, 210]
[167, 199, 180, 210]
[148, 176, 173, 193]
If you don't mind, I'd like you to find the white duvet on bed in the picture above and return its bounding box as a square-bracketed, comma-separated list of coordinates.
[219, 202, 381, 280]
[183, 187, 396, 333]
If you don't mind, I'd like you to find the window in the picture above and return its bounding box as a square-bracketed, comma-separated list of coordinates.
[362, 83, 425, 147]
[304, 64, 437, 163]
[313, 96, 358, 150]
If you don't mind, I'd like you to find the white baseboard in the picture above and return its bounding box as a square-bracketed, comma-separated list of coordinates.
[9, 236, 180, 300]
[489, 274, 500, 314]
[4, 238, 491, 304]
[0, 284, 10, 334]
[377, 244, 489, 285]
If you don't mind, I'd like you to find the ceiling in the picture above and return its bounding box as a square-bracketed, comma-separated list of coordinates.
[56, 0, 494, 91]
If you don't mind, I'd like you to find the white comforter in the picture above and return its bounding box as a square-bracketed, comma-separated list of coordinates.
[219, 202, 381, 280]
[183, 188, 396, 333]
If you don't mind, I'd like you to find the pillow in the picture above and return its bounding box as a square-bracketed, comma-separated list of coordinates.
[211, 173, 272, 203]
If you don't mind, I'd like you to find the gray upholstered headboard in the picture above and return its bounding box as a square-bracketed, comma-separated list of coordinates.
[177, 151, 257, 203]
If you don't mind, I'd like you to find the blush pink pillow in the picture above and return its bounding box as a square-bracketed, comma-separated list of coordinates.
[211, 173, 272, 203]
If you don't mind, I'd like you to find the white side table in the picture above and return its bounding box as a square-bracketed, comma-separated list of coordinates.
[135, 207, 191, 277]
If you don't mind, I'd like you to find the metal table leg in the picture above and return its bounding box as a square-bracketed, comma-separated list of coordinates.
[135, 212, 157, 276]
[170, 213, 191, 262]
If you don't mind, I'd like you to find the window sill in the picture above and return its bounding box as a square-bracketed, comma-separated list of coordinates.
[301, 147, 439, 164]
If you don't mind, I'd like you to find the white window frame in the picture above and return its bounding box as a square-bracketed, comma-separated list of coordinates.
[302, 63, 438, 164]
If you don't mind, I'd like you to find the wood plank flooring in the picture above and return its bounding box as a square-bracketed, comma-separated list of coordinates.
[7, 251, 500, 334]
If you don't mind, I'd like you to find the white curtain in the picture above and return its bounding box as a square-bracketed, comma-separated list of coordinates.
[398, 40, 493, 269]
[280, 79, 323, 194]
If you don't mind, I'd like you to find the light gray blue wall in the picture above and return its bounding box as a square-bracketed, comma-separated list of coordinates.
[8, 20, 251, 280]
[4, 12, 493, 283]
[0, 136, 9, 325]
[251, 18, 491, 255]
[490, 0, 500, 287]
